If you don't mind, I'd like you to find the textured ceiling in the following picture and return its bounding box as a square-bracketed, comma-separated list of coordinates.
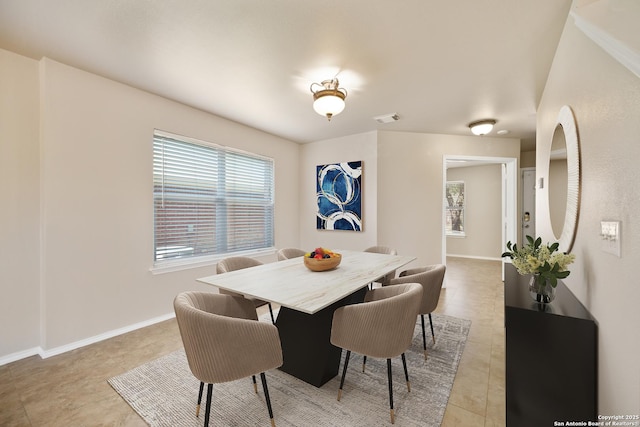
[0, 0, 573, 150]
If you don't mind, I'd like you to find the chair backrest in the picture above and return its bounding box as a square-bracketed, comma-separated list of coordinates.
[330, 283, 422, 359]
[276, 247, 306, 261]
[216, 257, 264, 297]
[174, 291, 282, 384]
[392, 265, 446, 315]
[216, 256, 263, 273]
[363, 246, 398, 285]
[364, 245, 398, 255]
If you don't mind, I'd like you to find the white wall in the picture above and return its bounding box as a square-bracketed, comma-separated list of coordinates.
[300, 131, 519, 265]
[377, 131, 520, 269]
[0, 49, 41, 357]
[520, 150, 536, 168]
[537, 8, 640, 414]
[299, 132, 378, 252]
[1, 54, 300, 359]
[446, 164, 503, 259]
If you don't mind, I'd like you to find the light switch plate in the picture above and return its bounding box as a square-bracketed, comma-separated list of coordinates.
[600, 220, 621, 257]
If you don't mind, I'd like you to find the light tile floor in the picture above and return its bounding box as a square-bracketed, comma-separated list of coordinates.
[0, 257, 505, 426]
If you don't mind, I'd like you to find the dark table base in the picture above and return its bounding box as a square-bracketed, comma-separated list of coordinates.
[276, 287, 367, 387]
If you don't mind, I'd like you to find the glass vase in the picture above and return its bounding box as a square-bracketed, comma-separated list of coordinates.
[529, 275, 556, 304]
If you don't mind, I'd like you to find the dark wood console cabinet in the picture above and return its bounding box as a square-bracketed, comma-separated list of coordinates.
[504, 263, 597, 426]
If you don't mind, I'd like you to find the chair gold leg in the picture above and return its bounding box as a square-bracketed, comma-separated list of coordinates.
[204, 383, 213, 427]
[338, 350, 350, 402]
[390, 408, 395, 424]
[420, 314, 428, 361]
[260, 372, 276, 427]
[196, 381, 204, 417]
[429, 313, 436, 344]
[401, 353, 411, 393]
[387, 358, 395, 424]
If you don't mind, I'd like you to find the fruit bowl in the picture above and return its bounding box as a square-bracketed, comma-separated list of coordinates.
[303, 253, 342, 272]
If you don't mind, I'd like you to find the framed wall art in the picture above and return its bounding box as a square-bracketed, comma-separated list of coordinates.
[316, 161, 362, 231]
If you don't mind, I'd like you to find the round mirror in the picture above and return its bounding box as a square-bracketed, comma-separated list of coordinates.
[547, 105, 580, 253]
[549, 125, 568, 238]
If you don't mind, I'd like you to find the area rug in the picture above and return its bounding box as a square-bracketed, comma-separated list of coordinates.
[108, 314, 470, 426]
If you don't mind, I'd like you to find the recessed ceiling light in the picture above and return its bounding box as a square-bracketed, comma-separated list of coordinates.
[497, 129, 510, 135]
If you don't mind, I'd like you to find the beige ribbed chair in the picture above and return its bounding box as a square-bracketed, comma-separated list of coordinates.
[216, 256, 275, 324]
[330, 283, 423, 424]
[276, 247, 306, 261]
[174, 292, 283, 427]
[364, 245, 398, 287]
[389, 265, 446, 360]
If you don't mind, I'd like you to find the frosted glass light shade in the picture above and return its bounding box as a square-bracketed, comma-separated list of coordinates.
[313, 94, 345, 118]
[469, 119, 496, 136]
[310, 78, 347, 120]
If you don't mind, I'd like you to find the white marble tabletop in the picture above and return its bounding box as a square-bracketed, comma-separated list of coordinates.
[197, 250, 416, 314]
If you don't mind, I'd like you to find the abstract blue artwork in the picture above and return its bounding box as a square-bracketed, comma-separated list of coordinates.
[316, 161, 362, 231]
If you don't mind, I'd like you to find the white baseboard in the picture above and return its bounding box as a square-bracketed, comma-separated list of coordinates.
[0, 312, 176, 366]
[0, 347, 41, 366]
[39, 312, 176, 359]
[446, 254, 502, 261]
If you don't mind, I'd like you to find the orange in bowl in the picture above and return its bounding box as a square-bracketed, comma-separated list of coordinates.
[304, 253, 342, 272]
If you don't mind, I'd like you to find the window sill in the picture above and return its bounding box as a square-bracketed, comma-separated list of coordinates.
[446, 233, 466, 238]
[149, 247, 277, 275]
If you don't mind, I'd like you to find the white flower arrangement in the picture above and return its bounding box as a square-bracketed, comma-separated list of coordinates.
[501, 235, 575, 287]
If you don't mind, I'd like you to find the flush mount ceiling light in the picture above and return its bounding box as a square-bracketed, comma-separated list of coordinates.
[468, 119, 497, 136]
[310, 78, 347, 121]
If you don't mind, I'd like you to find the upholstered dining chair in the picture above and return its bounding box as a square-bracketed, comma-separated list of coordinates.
[174, 291, 283, 427]
[388, 265, 446, 360]
[364, 245, 398, 287]
[216, 256, 276, 323]
[276, 247, 306, 261]
[330, 283, 423, 424]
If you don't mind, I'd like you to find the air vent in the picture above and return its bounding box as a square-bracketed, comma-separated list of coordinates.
[373, 113, 399, 124]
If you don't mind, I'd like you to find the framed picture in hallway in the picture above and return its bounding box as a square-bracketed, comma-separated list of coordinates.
[316, 161, 362, 231]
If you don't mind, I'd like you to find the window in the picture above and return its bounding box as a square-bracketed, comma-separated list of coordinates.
[445, 181, 465, 236]
[153, 131, 274, 265]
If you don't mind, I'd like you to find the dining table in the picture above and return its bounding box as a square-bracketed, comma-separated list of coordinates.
[197, 249, 416, 387]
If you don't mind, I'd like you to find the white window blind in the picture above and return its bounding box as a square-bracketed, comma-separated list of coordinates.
[153, 131, 274, 263]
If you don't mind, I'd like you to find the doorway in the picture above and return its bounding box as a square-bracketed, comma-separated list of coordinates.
[442, 156, 518, 281]
[521, 168, 536, 245]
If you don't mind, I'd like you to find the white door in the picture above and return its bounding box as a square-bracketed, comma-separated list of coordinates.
[521, 168, 536, 245]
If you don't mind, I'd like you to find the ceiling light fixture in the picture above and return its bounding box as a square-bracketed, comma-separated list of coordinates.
[468, 119, 496, 136]
[310, 78, 347, 121]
